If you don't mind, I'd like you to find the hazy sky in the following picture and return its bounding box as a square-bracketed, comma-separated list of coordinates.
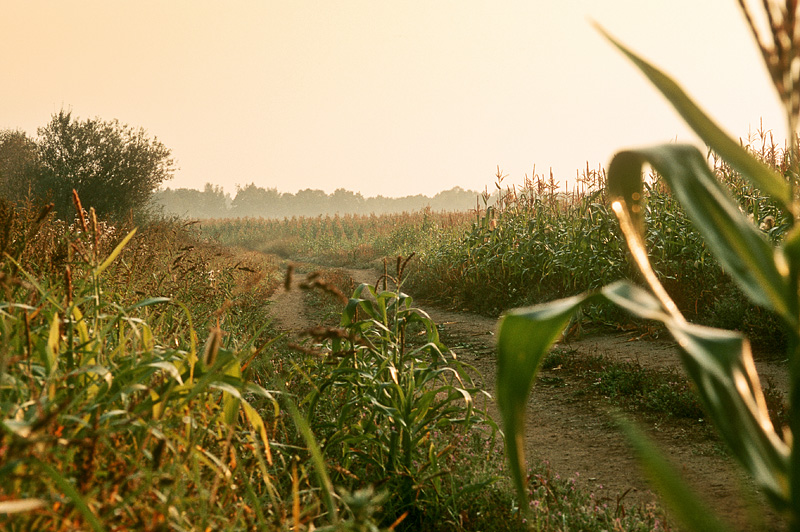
[0, 1, 787, 198]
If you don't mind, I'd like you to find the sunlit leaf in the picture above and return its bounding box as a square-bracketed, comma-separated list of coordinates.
[96, 228, 136, 276]
[608, 146, 793, 326]
[496, 292, 598, 502]
[666, 321, 790, 508]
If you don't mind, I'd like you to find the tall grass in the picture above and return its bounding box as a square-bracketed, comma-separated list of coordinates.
[0, 197, 290, 529]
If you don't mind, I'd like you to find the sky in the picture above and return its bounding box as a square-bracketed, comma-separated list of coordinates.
[0, 1, 788, 198]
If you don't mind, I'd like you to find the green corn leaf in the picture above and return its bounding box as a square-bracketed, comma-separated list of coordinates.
[496, 292, 598, 503]
[601, 280, 669, 321]
[496, 282, 792, 518]
[603, 278, 790, 507]
[666, 321, 790, 508]
[607, 146, 794, 326]
[96, 228, 136, 276]
[597, 25, 792, 211]
[616, 417, 732, 532]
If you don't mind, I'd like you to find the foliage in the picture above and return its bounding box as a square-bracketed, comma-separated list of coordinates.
[406, 162, 785, 344]
[0, 129, 39, 205]
[32, 109, 175, 222]
[298, 278, 493, 528]
[0, 198, 286, 529]
[2, 198, 558, 531]
[496, 5, 800, 531]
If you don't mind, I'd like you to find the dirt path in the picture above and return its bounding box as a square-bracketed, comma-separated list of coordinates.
[269, 266, 790, 531]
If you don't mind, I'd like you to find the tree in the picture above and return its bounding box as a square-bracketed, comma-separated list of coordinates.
[198, 183, 229, 218]
[231, 183, 281, 218]
[330, 188, 364, 214]
[0, 129, 39, 204]
[35, 110, 175, 222]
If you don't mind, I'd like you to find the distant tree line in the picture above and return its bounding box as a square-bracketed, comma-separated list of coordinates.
[153, 183, 483, 219]
[0, 110, 174, 223]
[0, 109, 483, 222]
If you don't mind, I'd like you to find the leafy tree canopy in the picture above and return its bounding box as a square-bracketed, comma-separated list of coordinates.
[34, 110, 175, 222]
[0, 129, 39, 204]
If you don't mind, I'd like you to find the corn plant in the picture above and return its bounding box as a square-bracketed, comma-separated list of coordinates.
[300, 277, 494, 526]
[497, 4, 800, 531]
[202, 210, 472, 268]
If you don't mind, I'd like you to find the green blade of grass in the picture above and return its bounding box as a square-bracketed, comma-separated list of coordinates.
[36, 459, 105, 532]
[284, 393, 338, 524]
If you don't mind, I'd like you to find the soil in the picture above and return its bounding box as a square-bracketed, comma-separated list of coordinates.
[267, 265, 791, 531]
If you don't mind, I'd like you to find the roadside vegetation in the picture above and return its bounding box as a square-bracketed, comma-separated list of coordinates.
[0, 196, 674, 530]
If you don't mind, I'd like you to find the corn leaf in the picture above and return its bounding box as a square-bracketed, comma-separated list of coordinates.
[496, 292, 598, 503]
[616, 418, 732, 532]
[608, 146, 794, 326]
[666, 320, 790, 508]
[598, 26, 792, 211]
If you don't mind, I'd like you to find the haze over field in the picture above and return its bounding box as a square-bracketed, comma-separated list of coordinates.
[0, 1, 786, 198]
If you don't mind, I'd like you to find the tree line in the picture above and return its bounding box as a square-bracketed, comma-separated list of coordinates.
[0, 110, 174, 223]
[153, 184, 482, 219]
